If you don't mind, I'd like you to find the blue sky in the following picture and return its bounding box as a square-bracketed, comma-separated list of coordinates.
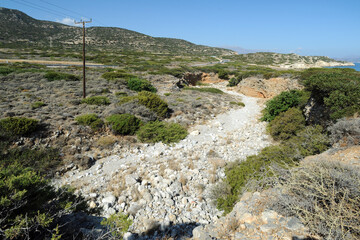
[2, 0, 360, 58]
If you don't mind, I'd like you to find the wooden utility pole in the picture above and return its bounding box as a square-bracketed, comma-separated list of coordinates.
[75, 19, 92, 98]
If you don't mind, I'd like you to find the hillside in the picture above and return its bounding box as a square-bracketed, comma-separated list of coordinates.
[227, 52, 354, 68]
[0, 7, 235, 55]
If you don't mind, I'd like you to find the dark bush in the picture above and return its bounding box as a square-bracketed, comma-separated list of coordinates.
[218, 69, 229, 80]
[31, 101, 46, 109]
[137, 121, 188, 144]
[102, 71, 136, 80]
[261, 90, 310, 122]
[0, 117, 38, 137]
[227, 77, 242, 87]
[75, 114, 103, 131]
[302, 68, 360, 120]
[268, 108, 306, 141]
[127, 78, 157, 92]
[106, 114, 142, 135]
[44, 71, 80, 81]
[81, 96, 110, 105]
[137, 91, 169, 118]
[0, 163, 89, 239]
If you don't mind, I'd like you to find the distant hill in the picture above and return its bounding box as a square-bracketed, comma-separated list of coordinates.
[0, 7, 235, 55]
[228, 52, 354, 68]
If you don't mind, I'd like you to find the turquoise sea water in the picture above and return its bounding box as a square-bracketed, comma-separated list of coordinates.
[326, 63, 360, 72]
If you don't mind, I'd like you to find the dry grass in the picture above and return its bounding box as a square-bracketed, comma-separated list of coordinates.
[107, 172, 127, 197]
[96, 135, 117, 147]
[168, 159, 180, 171]
[179, 174, 187, 186]
[188, 158, 195, 170]
[272, 159, 360, 239]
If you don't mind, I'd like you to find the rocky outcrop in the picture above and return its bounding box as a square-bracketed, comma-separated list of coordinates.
[233, 77, 303, 98]
[192, 190, 310, 240]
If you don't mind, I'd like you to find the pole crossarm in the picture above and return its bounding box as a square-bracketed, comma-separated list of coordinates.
[74, 19, 92, 98]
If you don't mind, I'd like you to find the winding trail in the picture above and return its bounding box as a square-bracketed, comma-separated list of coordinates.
[56, 82, 272, 236]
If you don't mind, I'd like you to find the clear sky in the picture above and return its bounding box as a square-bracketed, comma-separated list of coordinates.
[1, 0, 360, 58]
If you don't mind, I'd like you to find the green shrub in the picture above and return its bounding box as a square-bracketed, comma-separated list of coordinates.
[81, 96, 110, 105]
[118, 95, 137, 105]
[137, 121, 188, 144]
[106, 114, 142, 135]
[0, 163, 89, 239]
[1, 146, 61, 176]
[0, 67, 14, 75]
[227, 77, 242, 87]
[127, 78, 157, 92]
[261, 90, 310, 122]
[0, 117, 38, 137]
[115, 92, 128, 97]
[184, 87, 223, 94]
[216, 145, 294, 214]
[137, 91, 169, 118]
[230, 101, 245, 107]
[268, 108, 306, 141]
[101, 213, 132, 239]
[302, 68, 360, 120]
[75, 114, 103, 131]
[31, 101, 46, 109]
[284, 125, 330, 159]
[218, 69, 229, 80]
[44, 71, 80, 81]
[102, 71, 136, 80]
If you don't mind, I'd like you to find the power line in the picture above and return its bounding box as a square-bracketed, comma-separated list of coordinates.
[8, 0, 70, 19]
[39, 0, 102, 25]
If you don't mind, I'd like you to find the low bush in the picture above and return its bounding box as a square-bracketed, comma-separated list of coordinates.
[102, 71, 136, 80]
[216, 145, 295, 214]
[284, 125, 330, 160]
[115, 92, 128, 97]
[261, 90, 310, 122]
[272, 160, 360, 239]
[230, 101, 245, 107]
[106, 114, 142, 135]
[215, 125, 329, 214]
[0, 163, 89, 239]
[101, 212, 132, 239]
[0, 117, 38, 137]
[127, 78, 157, 92]
[328, 117, 360, 146]
[75, 114, 103, 131]
[137, 121, 188, 144]
[137, 91, 169, 118]
[267, 108, 306, 141]
[81, 96, 110, 105]
[31, 101, 46, 109]
[302, 68, 360, 120]
[227, 77, 242, 87]
[184, 87, 223, 94]
[218, 69, 229, 80]
[44, 71, 80, 81]
[1, 146, 61, 176]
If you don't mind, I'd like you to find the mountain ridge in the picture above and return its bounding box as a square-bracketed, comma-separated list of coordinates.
[0, 7, 236, 55]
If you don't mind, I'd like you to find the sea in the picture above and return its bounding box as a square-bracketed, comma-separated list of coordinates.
[326, 62, 360, 72]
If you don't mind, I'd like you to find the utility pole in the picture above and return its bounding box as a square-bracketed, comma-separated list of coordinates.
[75, 19, 92, 98]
